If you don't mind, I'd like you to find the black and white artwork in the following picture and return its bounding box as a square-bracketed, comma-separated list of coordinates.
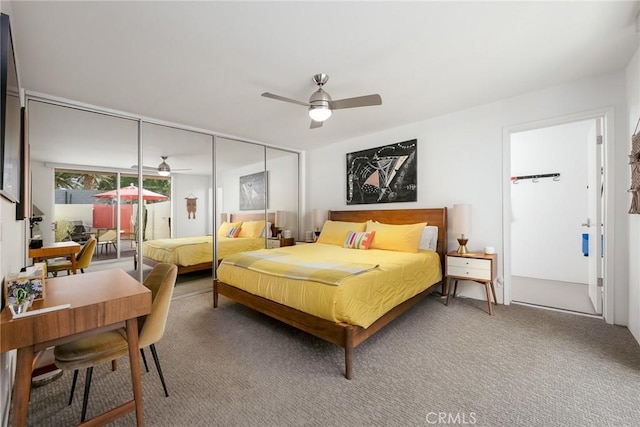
[346, 139, 417, 205]
[239, 171, 267, 211]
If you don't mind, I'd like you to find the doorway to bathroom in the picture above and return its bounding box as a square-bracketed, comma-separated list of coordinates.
[507, 117, 605, 315]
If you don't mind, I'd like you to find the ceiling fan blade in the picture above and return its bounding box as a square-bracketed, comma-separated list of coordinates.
[262, 92, 309, 107]
[130, 165, 191, 172]
[330, 94, 382, 110]
[310, 120, 323, 129]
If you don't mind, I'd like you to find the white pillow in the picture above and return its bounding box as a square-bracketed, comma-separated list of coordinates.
[418, 226, 438, 251]
[260, 221, 273, 238]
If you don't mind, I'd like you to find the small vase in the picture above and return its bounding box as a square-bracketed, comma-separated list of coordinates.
[8, 299, 31, 317]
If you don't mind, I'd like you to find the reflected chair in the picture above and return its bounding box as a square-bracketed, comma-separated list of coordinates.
[47, 236, 97, 276]
[96, 229, 117, 256]
[53, 263, 178, 422]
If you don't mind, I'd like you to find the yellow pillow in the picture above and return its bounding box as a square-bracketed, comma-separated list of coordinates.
[366, 221, 427, 253]
[316, 220, 367, 246]
[217, 221, 243, 238]
[238, 220, 265, 238]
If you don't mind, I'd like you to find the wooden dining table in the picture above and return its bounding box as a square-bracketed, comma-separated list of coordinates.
[0, 269, 152, 426]
[28, 241, 81, 274]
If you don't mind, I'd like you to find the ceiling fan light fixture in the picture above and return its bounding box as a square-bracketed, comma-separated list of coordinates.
[157, 156, 171, 176]
[308, 104, 332, 122]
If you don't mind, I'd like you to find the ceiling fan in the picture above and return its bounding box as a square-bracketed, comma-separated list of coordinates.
[261, 74, 382, 129]
[131, 156, 191, 176]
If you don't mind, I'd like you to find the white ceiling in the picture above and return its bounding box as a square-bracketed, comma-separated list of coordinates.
[7, 1, 640, 171]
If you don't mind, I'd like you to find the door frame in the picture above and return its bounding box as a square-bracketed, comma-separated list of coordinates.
[501, 107, 615, 323]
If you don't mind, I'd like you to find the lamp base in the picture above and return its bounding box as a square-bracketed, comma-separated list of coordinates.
[456, 238, 469, 255]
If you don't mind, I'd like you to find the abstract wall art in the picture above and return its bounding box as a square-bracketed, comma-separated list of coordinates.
[239, 171, 267, 211]
[346, 139, 417, 205]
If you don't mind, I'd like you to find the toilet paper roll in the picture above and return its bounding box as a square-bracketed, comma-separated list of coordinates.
[484, 246, 496, 254]
[283, 230, 292, 238]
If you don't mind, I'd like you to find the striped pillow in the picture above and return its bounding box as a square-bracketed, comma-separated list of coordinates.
[226, 226, 241, 238]
[343, 231, 375, 250]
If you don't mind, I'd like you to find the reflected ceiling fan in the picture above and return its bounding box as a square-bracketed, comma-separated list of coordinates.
[131, 156, 191, 176]
[261, 74, 382, 129]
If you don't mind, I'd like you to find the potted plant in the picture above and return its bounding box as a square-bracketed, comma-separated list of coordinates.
[8, 280, 34, 316]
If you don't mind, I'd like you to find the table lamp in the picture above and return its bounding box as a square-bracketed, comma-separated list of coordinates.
[452, 204, 471, 255]
[275, 210, 287, 238]
[312, 209, 327, 240]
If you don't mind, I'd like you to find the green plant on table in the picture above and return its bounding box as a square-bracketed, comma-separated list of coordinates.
[11, 280, 32, 306]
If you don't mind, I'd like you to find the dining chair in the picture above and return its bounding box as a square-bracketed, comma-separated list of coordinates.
[96, 229, 118, 255]
[53, 263, 178, 422]
[47, 236, 97, 276]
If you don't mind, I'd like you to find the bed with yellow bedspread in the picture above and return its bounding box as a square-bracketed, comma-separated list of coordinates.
[214, 207, 448, 379]
[217, 243, 441, 329]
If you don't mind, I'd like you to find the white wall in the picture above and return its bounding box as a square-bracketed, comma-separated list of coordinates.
[172, 174, 211, 238]
[627, 46, 640, 343]
[307, 71, 629, 326]
[54, 204, 94, 225]
[511, 121, 592, 283]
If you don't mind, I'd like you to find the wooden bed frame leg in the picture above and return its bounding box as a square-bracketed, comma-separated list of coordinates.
[213, 280, 219, 308]
[344, 326, 353, 380]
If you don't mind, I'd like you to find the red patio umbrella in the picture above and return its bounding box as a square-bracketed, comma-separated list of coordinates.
[93, 183, 168, 201]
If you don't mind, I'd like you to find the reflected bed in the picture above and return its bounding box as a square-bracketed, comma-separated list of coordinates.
[142, 212, 275, 275]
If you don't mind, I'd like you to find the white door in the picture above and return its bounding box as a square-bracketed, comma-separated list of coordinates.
[586, 119, 603, 314]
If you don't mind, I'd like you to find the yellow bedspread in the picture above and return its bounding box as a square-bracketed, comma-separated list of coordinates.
[216, 243, 442, 328]
[221, 251, 378, 285]
[143, 236, 264, 267]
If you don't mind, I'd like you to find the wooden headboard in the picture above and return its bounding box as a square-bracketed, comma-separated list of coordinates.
[328, 208, 448, 272]
[229, 212, 276, 236]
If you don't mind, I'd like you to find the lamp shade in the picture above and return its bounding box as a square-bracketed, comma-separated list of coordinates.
[452, 204, 471, 235]
[312, 209, 327, 230]
[275, 210, 287, 228]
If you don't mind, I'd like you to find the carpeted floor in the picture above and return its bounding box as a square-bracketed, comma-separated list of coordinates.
[15, 292, 640, 426]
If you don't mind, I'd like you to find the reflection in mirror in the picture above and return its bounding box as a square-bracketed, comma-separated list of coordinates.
[266, 147, 299, 242]
[28, 101, 138, 264]
[214, 138, 268, 268]
[27, 97, 298, 285]
[138, 122, 212, 275]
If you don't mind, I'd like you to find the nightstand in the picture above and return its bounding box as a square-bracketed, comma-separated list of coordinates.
[266, 237, 295, 249]
[445, 252, 497, 315]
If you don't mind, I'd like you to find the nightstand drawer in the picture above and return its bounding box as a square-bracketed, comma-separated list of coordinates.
[266, 239, 280, 249]
[447, 256, 490, 271]
[447, 266, 492, 281]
